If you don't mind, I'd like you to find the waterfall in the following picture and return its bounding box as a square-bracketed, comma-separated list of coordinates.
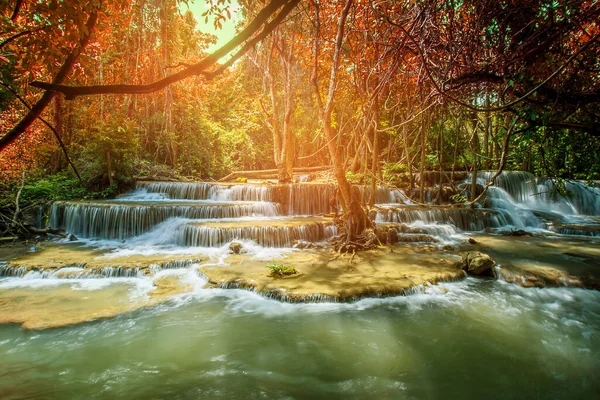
[285, 184, 407, 215]
[358, 186, 409, 204]
[475, 171, 599, 216]
[136, 181, 273, 201]
[465, 172, 600, 232]
[180, 220, 336, 247]
[375, 206, 508, 231]
[50, 201, 281, 239]
[136, 181, 219, 200]
[287, 184, 338, 215]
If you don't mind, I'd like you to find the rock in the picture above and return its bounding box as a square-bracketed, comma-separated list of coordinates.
[386, 228, 399, 245]
[293, 240, 314, 249]
[505, 229, 533, 237]
[376, 226, 399, 245]
[396, 234, 438, 243]
[229, 241, 243, 254]
[468, 238, 478, 244]
[68, 233, 78, 241]
[396, 224, 428, 234]
[456, 251, 496, 277]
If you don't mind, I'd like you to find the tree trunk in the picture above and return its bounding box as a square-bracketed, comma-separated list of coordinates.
[50, 95, 63, 173]
[311, 0, 372, 249]
[369, 102, 379, 207]
[437, 116, 444, 204]
[483, 91, 491, 170]
[470, 118, 480, 208]
[404, 125, 414, 191]
[419, 120, 427, 203]
[106, 150, 114, 187]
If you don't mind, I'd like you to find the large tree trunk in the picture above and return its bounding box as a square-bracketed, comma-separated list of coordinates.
[470, 116, 480, 208]
[369, 102, 380, 207]
[419, 119, 427, 203]
[483, 91, 491, 170]
[311, 0, 373, 250]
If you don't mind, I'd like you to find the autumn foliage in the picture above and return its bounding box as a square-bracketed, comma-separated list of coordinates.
[0, 0, 598, 191]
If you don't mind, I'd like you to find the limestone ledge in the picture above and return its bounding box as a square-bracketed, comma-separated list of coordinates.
[198, 248, 467, 303]
[1, 243, 203, 278]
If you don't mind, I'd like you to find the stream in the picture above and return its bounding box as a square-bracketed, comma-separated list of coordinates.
[0, 172, 599, 399]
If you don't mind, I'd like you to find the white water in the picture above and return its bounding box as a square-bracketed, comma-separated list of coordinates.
[464, 171, 600, 234]
[2, 177, 600, 398]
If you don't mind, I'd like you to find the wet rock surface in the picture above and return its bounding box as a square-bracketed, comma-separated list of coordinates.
[463, 234, 600, 290]
[199, 246, 466, 303]
[456, 251, 496, 277]
[229, 241, 243, 254]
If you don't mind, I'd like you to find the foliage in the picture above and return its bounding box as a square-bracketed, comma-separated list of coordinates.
[450, 194, 467, 205]
[0, 173, 116, 211]
[1, 0, 599, 207]
[266, 263, 297, 277]
[345, 171, 364, 184]
[384, 162, 408, 174]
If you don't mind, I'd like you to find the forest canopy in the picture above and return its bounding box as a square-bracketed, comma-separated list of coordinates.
[1, 0, 598, 191]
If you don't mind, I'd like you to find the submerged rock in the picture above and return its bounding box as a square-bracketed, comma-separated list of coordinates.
[497, 264, 586, 289]
[386, 228, 399, 245]
[456, 251, 496, 277]
[505, 229, 533, 237]
[229, 241, 244, 254]
[396, 234, 438, 243]
[293, 240, 314, 249]
[375, 225, 399, 245]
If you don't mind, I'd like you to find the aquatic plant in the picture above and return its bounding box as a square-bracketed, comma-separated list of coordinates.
[266, 263, 297, 277]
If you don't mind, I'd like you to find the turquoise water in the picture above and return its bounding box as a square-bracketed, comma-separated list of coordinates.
[0, 278, 598, 399]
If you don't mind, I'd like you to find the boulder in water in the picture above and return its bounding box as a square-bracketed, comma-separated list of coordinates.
[505, 229, 533, 237]
[396, 234, 438, 243]
[293, 240, 314, 249]
[375, 225, 399, 245]
[386, 228, 399, 245]
[456, 251, 496, 277]
[229, 241, 243, 254]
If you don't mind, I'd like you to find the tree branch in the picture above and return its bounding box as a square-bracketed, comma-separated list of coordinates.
[10, 0, 24, 21]
[29, 0, 300, 98]
[0, 82, 84, 183]
[0, 26, 51, 51]
[372, 1, 600, 113]
[0, 10, 98, 152]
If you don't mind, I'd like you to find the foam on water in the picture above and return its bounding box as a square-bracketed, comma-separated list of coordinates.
[114, 189, 170, 202]
[469, 172, 600, 231]
[0, 275, 154, 295]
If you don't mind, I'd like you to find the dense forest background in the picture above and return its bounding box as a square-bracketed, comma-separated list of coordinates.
[0, 0, 598, 204]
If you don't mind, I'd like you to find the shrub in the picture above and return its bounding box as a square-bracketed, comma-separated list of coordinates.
[266, 263, 297, 277]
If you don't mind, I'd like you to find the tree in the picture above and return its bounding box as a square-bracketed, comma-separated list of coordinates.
[0, 0, 300, 152]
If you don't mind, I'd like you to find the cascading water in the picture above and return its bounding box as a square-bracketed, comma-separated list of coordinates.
[50, 201, 281, 240]
[467, 171, 600, 234]
[180, 219, 337, 247]
[376, 206, 508, 232]
[2, 176, 600, 399]
[49, 182, 406, 245]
